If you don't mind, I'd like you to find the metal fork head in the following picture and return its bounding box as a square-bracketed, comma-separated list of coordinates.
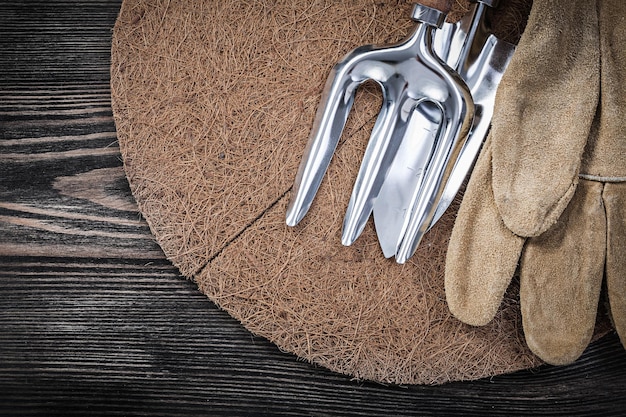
[285, 5, 474, 247]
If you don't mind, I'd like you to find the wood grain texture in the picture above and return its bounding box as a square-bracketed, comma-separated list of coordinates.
[1, 1, 626, 415]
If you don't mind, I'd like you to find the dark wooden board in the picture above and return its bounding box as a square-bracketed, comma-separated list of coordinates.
[1, 1, 626, 415]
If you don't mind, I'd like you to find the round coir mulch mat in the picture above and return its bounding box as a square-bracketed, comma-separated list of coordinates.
[109, 0, 549, 385]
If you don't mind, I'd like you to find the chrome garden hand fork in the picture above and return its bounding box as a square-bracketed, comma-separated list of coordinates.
[285, 4, 475, 247]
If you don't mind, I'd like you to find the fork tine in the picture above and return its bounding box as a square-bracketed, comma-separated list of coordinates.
[341, 89, 405, 246]
[285, 58, 366, 227]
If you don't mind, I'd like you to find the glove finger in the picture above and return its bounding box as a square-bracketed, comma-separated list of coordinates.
[604, 181, 626, 349]
[491, 0, 600, 237]
[598, 0, 626, 351]
[520, 180, 605, 365]
[580, 0, 626, 181]
[445, 137, 524, 326]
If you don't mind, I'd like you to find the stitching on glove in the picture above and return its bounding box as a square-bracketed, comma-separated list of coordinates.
[579, 173, 626, 183]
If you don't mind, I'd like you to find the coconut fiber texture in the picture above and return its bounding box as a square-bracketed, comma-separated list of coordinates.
[109, 0, 577, 385]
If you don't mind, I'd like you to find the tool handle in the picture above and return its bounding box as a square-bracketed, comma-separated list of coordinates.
[418, 0, 452, 14]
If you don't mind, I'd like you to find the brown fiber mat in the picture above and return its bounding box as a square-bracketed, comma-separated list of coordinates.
[110, 0, 556, 384]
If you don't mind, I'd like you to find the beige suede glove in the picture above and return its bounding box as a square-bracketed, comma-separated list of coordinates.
[445, 0, 626, 365]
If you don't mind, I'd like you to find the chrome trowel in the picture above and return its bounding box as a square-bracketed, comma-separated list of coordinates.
[374, 0, 516, 262]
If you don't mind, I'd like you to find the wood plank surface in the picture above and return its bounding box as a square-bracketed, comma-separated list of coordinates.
[1, 1, 626, 415]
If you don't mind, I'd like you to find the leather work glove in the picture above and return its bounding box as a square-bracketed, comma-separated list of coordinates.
[444, 0, 626, 365]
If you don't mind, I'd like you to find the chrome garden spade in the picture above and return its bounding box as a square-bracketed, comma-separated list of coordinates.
[374, 0, 516, 262]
